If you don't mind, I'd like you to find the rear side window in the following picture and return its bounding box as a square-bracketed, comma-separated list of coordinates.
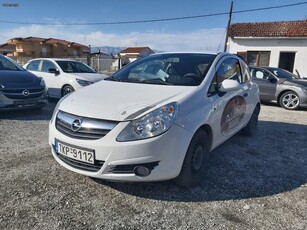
[26, 60, 40, 71]
[251, 68, 271, 80]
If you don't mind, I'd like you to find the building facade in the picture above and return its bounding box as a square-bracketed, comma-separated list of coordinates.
[228, 20, 307, 76]
[119, 47, 154, 66]
[5, 37, 90, 64]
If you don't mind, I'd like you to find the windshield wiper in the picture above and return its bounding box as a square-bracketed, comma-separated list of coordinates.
[122, 78, 171, 85]
[105, 77, 171, 85]
[142, 79, 172, 85]
[105, 76, 120, 81]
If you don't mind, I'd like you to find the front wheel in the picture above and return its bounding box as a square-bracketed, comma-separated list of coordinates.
[174, 130, 210, 188]
[279, 91, 300, 110]
[61, 85, 75, 97]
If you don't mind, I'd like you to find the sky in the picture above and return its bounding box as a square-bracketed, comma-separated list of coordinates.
[0, 0, 306, 52]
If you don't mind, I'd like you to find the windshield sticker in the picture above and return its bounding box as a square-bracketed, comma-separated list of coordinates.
[221, 96, 246, 135]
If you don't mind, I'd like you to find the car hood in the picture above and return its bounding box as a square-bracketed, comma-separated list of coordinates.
[282, 78, 307, 87]
[69, 73, 107, 82]
[58, 80, 195, 121]
[0, 70, 39, 88]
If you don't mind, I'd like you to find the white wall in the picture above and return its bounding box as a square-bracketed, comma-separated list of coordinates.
[228, 38, 307, 76]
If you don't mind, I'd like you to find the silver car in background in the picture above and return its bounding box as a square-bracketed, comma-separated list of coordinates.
[250, 66, 307, 110]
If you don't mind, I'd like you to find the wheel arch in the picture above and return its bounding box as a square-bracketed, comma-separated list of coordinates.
[195, 124, 213, 151]
[255, 102, 261, 115]
[277, 89, 297, 104]
[61, 84, 74, 97]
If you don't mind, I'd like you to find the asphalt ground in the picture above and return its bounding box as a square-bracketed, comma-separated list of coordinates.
[0, 100, 306, 229]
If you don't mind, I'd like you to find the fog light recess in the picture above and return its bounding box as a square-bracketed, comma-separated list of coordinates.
[133, 166, 151, 177]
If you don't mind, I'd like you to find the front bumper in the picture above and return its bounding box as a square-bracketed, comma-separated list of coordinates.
[298, 91, 307, 108]
[49, 116, 193, 182]
[0, 90, 48, 111]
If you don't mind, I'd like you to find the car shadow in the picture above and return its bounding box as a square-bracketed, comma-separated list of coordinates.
[92, 120, 307, 202]
[260, 101, 307, 111]
[0, 98, 58, 121]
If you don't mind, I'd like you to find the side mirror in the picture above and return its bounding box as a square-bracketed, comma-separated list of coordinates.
[48, 68, 60, 75]
[220, 79, 241, 92]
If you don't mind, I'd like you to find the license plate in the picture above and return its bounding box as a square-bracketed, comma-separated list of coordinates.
[14, 100, 37, 106]
[55, 140, 95, 164]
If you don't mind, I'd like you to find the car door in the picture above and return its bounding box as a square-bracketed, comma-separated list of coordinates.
[207, 57, 252, 149]
[39, 60, 62, 98]
[251, 68, 277, 101]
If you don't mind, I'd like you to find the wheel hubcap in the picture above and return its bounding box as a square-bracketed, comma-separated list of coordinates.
[63, 88, 72, 95]
[282, 94, 299, 109]
[191, 145, 204, 172]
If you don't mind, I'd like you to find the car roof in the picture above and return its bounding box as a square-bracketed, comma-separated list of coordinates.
[29, 58, 82, 62]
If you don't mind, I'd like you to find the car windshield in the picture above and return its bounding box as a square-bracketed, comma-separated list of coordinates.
[56, 60, 96, 73]
[109, 53, 216, 86]
[0, 55, 24, 71]
[267, 67, 300, 80]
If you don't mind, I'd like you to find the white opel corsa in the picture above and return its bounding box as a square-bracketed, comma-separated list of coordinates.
[24, 58, 107, 98]
[49, 52, 260, 187]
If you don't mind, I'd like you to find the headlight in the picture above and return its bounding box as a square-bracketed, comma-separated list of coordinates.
[301, 87, 307, 94]
[50, 94, 70, 124]
[116, 102, 179, 142]
[76, 79, 93, 86]
[40, 79, 46, 87]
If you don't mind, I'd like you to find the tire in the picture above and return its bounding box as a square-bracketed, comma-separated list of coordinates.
[242, 105, 259, 136]
[279, 91, 300, 110]
[61, 85, 75, 97]
[174, 130, 210, 188]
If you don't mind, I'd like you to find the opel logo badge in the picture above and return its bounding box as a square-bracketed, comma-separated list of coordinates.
[22, 89, 30, 96]
[71, 119, 82, 132]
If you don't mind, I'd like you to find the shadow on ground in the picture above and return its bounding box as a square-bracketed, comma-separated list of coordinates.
[92, 120, 307, 202]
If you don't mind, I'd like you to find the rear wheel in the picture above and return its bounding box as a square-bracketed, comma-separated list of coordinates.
[279, 91, 300, 110]
[174, 130, 210, 188]
[242, 105, 259, 136]
[61, 85, 74, 97]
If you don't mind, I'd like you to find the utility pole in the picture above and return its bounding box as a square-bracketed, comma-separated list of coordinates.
[224, 0, 233, 52]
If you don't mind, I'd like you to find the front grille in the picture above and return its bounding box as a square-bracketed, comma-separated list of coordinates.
[56, 111, 118, 140]
[0, 88, 45, 99]
[55, 148, 104, 172]
[108, 161, 160, 174]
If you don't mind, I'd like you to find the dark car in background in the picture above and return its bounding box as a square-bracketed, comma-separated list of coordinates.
[250, 66, 307, 110]
[0, 55, 48, 111]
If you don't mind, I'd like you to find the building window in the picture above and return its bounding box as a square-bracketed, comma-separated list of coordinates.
[42, 48, 47, 57]
[237, 51, 270, 67]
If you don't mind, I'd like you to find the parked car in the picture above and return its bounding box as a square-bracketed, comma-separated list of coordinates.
[49, 52, 260, 188]
[0, 55, 48, 111]
[24, 58, 107, 98]
[250, 66, 307, 110]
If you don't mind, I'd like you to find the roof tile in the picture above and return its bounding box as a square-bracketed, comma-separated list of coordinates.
[229, 20, 307, 37]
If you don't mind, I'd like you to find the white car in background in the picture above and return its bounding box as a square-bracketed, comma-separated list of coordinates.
[24, 58, 107, 98]
[49, 52, 260, 188]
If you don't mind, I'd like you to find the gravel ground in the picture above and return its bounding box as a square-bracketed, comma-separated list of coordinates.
[0, 101, 306, 230]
